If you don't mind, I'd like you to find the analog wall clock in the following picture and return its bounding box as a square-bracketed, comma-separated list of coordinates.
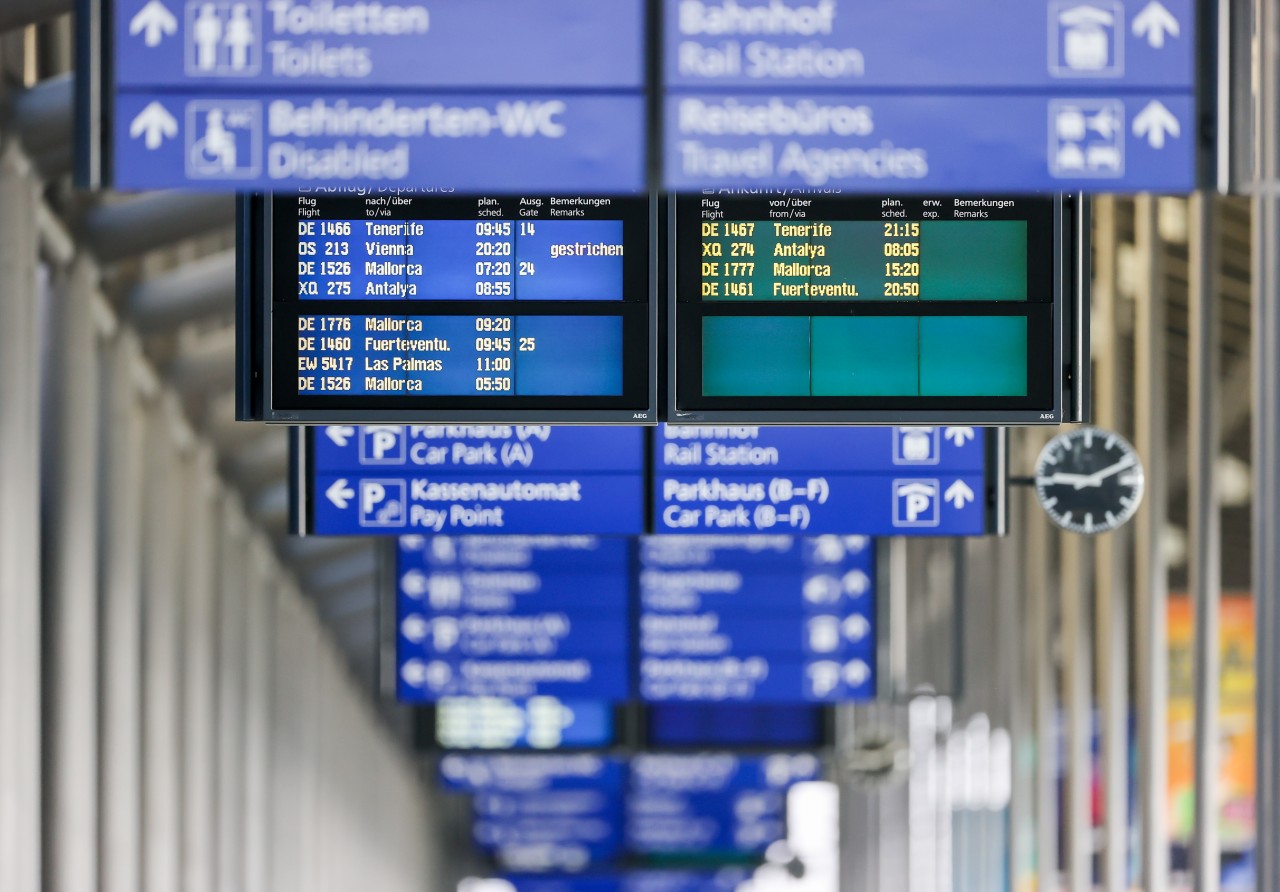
[1034, 427, 1145, 535]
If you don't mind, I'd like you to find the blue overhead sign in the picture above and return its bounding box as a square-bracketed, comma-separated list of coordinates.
[628, 753, 821, 855]
[116, 0, 644, 89]
[662, 0, 1199, 192]
[397, 536, 632, 702]
[440, 754, 626, 869]
[639, 535, 876, 703]
[654, 425, 989, 536]
[114, 93, 644, 192]
[666, 0, 1193, 89]
[101, 0, 647, 190]
[307, 425, 646, 535]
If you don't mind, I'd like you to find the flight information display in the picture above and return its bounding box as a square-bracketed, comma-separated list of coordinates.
[670, 194, 1079, 425]
[242, 192, 655, 423]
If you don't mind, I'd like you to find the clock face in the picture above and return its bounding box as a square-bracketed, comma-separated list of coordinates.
[1034, 427, 1145, 535]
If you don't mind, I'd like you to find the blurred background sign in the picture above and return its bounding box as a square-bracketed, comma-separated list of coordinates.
[662, 0, 1200, 192]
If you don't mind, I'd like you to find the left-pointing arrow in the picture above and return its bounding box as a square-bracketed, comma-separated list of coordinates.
[326, 425, 356, 447]
[129, 0, 178, 46]
[128, 102, 178, 150]
[326, 478, 355, 509]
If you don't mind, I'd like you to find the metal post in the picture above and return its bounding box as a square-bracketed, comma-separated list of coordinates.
[1061, 531, 1093, 892]
[44, 255, 102, 892]
[143, 400, 190, 892]
[183, 449, 220, 892]
[215, 499, 249, 892]
[100, 331, 148, 892]
[1000, 483, 1033, 891]
[1188, 192, 1222, 892]
[0, 147, 42, 892]
[1093, 195, 1131, 892]
[1255, 3, 1280, 888]
[242, 541, 275, 892]
[1133, 194, 1169, 892]
[1025, 430, 1059, 892]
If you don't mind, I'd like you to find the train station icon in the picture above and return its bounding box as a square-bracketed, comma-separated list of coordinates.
[893, 426, 940, 464]
[1049, 1, 1124, 77]
[185, 0, 261, 75]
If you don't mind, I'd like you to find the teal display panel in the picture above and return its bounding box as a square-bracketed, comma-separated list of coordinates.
[671, 195, 1083, 425]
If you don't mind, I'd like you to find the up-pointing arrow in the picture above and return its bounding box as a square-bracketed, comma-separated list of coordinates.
[944, 480, 975, 509]
[326, 478, 355, 509]
[1132, 1, 1180, 49]
[128, 102, 178, 150]
[326, 425, 356, 447]
[944, 426, 975, 447]
[1133, 100, 1180, 149]
[129, 0, 178, 47]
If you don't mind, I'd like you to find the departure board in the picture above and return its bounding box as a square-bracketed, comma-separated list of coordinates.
[240, 193, 655, 423]
[670, 194, 1081, 425]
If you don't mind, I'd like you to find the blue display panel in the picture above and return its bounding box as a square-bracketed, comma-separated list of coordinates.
[646, 704, 825, 749]
[627, 754, 822, 855]
[662, 0, 1198, 193]
[501, 869, 753, 892]
[102, 0, 647, 190]
[639, 536, 876, 704]
[397, 536, 633, 702]
[262, 194, 653, 423]
[441, 754, 627, 870]
[305, 426, 646, 535]
[435, 698, 614, 750]
[654, 426, 989, 535]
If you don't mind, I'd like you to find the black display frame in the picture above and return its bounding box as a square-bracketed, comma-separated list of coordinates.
[667, 193, 1086, 425]
[238, 191, 658, 424]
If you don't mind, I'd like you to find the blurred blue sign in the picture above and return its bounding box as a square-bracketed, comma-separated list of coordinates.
[441, 754, 626, 869]
[639, 536, 875, 703]
[398, 536, 632, 702]
[500, 869, 753, 892]
[308, 426, 646, 535]
[654, 426, 988, 536]
[627, 754, 821, 855]
[117, 0, 644, 89]
[105, 0, 647, 189]
[662, 0, 1198, 192]
[436, 697, 614, 750]
[114, 93, 645, 191]
[665, 0, 1193, 89]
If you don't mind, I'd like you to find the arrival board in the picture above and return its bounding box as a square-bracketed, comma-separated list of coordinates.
[240, 192, 655, 423]
[669, 193, 1083, 424]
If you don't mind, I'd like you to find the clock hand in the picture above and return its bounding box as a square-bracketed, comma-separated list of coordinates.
[1079, 454, 1137, 487]
[1038, 472, 1092, 486]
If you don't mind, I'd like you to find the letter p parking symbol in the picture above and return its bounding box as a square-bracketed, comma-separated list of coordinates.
[892, 480, 940, 528]
[361, 425, 406, 464]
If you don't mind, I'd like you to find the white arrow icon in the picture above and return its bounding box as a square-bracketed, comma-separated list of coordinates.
[1132, 0, 1180, 49]
[129, 0, 178, 47]
[1133, 100, 1180, 149]
[128, 102, 178, 150]
[944, 480, 976, 509]
[326, 425, 356, 447]
[944, 426, 976, 447]
[843, 660, 871, 687]
[325, 478, 355, 509]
